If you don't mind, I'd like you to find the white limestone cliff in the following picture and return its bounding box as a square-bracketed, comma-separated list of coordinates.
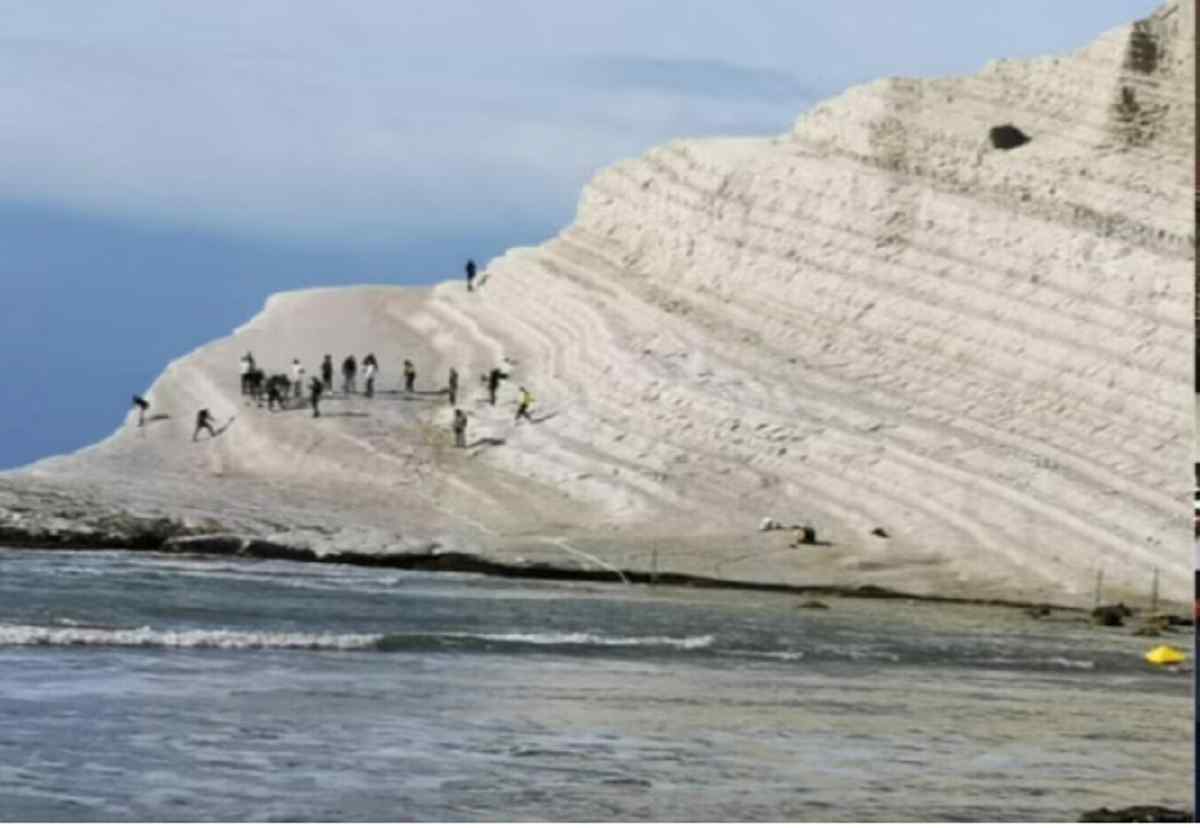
[6, 2, 1193, 605]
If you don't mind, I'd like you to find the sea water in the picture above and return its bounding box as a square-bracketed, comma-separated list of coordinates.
[0, 548, 1189, 821]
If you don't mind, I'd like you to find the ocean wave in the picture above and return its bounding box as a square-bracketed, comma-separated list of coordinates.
[0, 624, 714, 654]
[441, 632, 715, 650]
[983, 655, 1096, 670]
[0, 623, 382, 651]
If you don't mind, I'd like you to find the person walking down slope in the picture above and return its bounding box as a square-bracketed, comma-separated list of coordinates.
[465, 259, 476, 292]
[447, 367, 459, 406]
[363, 354, 377, 399]
[514, 386, 534, 423]
[131, 395, 150, 427]
[342, 355, 357, 395]
[321, 355, 334, 395]
[404, 359, 416, 393]
[487, 367, 508, 406]
[309, 376, 324, 418]
[193, 408, 217, 441]
[291, 359, 305, 399]
[452, 408, 468, 448]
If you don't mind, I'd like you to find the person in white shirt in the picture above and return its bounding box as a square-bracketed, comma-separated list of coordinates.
[291, 359, 305, 399]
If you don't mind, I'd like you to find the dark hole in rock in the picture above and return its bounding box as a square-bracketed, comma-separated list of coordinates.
[989, 124, 1031, 150]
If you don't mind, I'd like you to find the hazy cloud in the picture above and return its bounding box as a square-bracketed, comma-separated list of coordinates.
[0, 1, 1161, 247]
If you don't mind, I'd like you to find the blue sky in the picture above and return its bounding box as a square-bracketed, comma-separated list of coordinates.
[0, 1, 1161, 469]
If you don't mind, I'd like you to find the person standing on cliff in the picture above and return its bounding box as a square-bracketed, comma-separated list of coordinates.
[363, 353, 378, 398]
[321, 355, 334, 395]
[447, 367, 459, 405]
[514, 386, 534, 423]
[240, 352, 255, 396]
[193, 409, 217, 441]
[465, 259, 476, 292]
[131, 395, 150, 427]
[309, 376, 324, 418]
[403, 359, 416, 393]
[342, 354, 357, 395]
[290, 358, 305, 399]
[452, 408, 468, 448]
[487, 367, 507, 406]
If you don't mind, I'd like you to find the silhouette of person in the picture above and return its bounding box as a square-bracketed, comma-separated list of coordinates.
[193, 409, 217, 441]
[453, 408, 468, 448]
[132, 395, 150, 427]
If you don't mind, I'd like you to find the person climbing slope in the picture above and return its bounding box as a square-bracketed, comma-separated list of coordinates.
[447, 367, 459, 405]
[514, 386, 534, 423]
[193, 409, 217, 441]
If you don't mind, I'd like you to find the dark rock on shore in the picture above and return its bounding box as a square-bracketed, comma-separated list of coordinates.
[796, 600, 830, 610]
[1079, 805, 1192, 822]
[1091, 603, 1133, 627]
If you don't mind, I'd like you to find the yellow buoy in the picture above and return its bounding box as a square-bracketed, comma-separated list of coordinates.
[1144, 645, 1186, 666]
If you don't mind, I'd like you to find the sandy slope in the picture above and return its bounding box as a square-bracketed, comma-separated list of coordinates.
[5, 2, 1193, 606]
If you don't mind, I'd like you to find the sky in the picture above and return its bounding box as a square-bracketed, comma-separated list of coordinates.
[0, 0, 1162, 469]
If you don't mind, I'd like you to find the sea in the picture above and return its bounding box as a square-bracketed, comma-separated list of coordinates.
[0, 548, 1190, 822]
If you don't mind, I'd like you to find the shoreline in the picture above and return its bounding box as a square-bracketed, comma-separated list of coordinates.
[0, 523, 1153, 616]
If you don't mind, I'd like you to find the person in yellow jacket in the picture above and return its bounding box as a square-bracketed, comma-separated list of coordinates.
[515, 386, 534, 423]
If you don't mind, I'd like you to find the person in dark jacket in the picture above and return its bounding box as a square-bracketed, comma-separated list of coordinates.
[132, 395, 150, 427]
[193, 409, 217, 441]
[404, 359, 416, 393]
[321, 355, 334, 394]
[465, 259, 476, 292]
[342, 355, 357, 395]
[487, 368, 507, 406]
[447, 367, 459, 405]
[309, 376, 324, 418]
[452, 408, 468, 448]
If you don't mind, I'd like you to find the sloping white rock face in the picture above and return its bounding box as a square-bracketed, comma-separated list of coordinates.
[13, 3, 1193, 604]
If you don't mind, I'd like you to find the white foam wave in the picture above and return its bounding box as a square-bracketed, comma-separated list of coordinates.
[719, 648, 805, 661]
[452, 632, 715, 650]
[986, 655, 1096, 670]
[0, 623, 382, 651]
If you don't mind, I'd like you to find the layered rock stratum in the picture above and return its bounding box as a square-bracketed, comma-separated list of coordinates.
[3, 2, 1193, 605]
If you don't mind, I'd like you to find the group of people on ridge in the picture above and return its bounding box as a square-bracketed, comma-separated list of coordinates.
[139, 257, 541, 447]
